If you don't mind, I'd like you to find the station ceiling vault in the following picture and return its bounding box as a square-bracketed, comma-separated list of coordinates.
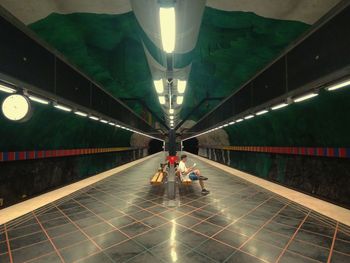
[0, 0, 342, 133]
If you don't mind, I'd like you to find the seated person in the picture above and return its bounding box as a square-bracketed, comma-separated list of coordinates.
[178, 154, 209, 195]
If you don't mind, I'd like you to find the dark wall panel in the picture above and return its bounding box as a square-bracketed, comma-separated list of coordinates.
[200, 148, 350, 208]
[0, 16, 55, 92]
[0, 149, 144, 207]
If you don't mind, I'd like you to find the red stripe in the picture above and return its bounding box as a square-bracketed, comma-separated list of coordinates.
[18, 152, 26, 160]
[327, 148, 334, 157]
[8, 152, 15, 161]
[339, 148, 346, 158]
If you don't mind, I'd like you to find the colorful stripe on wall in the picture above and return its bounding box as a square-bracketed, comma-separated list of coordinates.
[0, 147, 144, 162]
[200, 146, 350, 159]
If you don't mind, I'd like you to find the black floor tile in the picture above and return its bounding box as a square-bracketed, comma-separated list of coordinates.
[103, 239, 145, 262]
[213, 229, 249, 248]
[10, 231, 47, 250]
[46, 223, 78, 238]
[192, 221, 222, 237]
[331, 251, 350, 263]
[60, 240, 99, 263]
[149, 239, 191, 262]
[83, 222, 115, 238]
[120, 222, 151, 237]
[141, 215, 168, 228]
[279, 251, 318, 263]
[254, 228, 290, 248]
[0, 253, 10, 263]
[188, 210, 213, 221]
[130, 210, 154, 221]
[177, 250, 217, 263]
[0, 241, 8, 255]
[12, 240, 54, 262]
[93, 230, 128, 249]
[127, 251, 164, 263]
[7, 224, 42, 239]
[205, 214, 232, 227]
[288, 239, 330, 262]
[334, 238, 350, 255]
[176, 215, 201, 228]
[29, 252, 62, 263]
[225, 251, 265, 263]
[227, 221, 259, 236]
[177, 229, 209, 249]
[109, 215, 136, 228]
[295, 229, 333, 249]
[52, 230, 87, 249]
[195, 238, 236, 262]
[74, 252, 114, 263]
[241, 238, 282, 262]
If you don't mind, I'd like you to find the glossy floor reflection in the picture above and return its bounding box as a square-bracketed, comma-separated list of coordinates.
[0, 154, 349, 263]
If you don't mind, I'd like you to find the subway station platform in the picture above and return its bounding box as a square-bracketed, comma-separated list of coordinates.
[0, 153, 349, 263]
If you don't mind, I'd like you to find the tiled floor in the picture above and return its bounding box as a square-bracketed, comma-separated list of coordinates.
[0, 153, 349, 263]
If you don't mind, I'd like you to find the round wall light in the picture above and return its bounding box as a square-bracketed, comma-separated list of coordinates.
[2, 94, 31, 121]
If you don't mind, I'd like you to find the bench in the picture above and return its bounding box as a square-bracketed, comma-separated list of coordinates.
[175, 169, 192, 185]
[150, 170, 167, 185]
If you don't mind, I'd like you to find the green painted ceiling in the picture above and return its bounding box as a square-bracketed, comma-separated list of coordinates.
[27, 7, 309, 124]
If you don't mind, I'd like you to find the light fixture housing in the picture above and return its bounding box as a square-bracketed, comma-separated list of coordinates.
[89, 115, 99, 121]
[176, 96, 183, 105]
[2, 94, 31, 121]
[256, 109, 268, 116]
[244, 115, 254, 120]
[271, 103, 288, 110]
[293, 92, 318, 103]
[170, 115, 174, 120]
[159, 7, 176, 53]
[74, 111, 87, 117]
[100, 119, 108, 124]
[28, 95, 49, 105]
[177, 80, 186, 94]
[236, 118, 243, 123]
[327, 79, 350, 91]
[159, 96, 166, 105]
[169, 108, 174, 114]
[54, 103, 72, 112]
[0, 83, 16, 94]
[154, 79, 164, 93]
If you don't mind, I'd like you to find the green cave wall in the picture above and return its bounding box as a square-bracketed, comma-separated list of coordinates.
[28, 8, 309, 122]
[224, 89, 350, 147]
[0, 93, 132, 151]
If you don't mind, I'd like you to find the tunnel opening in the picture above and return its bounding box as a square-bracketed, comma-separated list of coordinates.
[148, 139, 163, 154]
[183, 138, 199, 155]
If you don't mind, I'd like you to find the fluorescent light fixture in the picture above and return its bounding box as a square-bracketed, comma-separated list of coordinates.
[0, 83, 16, 93]
[159, 7, 175, 53]
[74, 111, 87, 117]
[159, 96, 166, 105]
[176, 96, 183, 105]
[169, 108, 174, 114]
[244, 115, 254, 120]
[236, 118, 243, 123]
[28, 95, 49, 105]
[100, 119, 108, 123]
[170, 115, 174, 120]
[177, 80, 186, 93]
[219, 125, 224, 129]
[271, 103, 288, 110]
[223, 124, 229, 127]
[116, 124, 121, 127]
[256, 110, 268, 116]
[108, 122, 115, 126]
[327, 79, 350, 91]
[229, 121, 235, 125]
[154, 79, 164, 93]
[54, 104, 71, 112]
[293, 93, 318, 103]
[89, 116, 99, 121]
